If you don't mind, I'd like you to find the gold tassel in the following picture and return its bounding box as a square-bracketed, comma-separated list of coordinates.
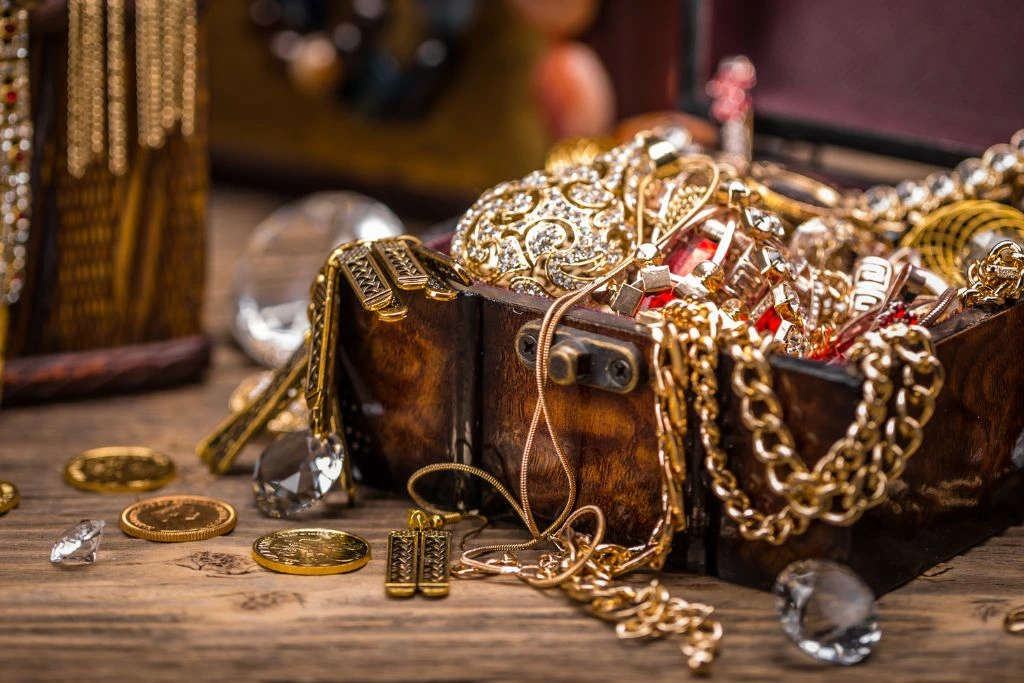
[69, 0, 198, 176]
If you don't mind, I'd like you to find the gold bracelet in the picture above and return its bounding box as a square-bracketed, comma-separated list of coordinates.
[745, 161, 848, 223]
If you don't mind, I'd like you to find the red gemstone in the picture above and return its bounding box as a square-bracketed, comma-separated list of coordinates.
[666, 237, 718, 276]
[640, 290, 677, 311]
[5, 91, 16, 104]
[875, 301, 919, 328]
[755, 307, 782, 334]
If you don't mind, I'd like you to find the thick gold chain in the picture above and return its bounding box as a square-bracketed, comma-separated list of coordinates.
[960, 240, 1024, 307]
[658, 298, 943, 545]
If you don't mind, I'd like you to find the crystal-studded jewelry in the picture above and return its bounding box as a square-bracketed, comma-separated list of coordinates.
[451, 134, 716, 297]
[0, 0, 32, 402]
[853, 128, 1024, 232]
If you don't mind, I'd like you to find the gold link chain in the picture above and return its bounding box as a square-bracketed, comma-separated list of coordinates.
[657, 298, 943, 546]
[960, 240, 1024, 307]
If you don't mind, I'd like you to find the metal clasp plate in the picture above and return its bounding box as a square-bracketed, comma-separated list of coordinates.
[514, 320, 643, 394]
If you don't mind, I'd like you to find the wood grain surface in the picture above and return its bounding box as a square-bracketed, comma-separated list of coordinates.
[0, 189, 1021, 682]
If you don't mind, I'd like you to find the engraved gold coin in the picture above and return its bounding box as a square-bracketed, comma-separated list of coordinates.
[64, 447, 176, 493]
[120, 494, 237, 542]
[252, 528, 371, 575]
[0, 481, 19, 515]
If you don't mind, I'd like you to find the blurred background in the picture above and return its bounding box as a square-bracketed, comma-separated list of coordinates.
[207, 0, 1024, 214]
[4, 0, 1024, 403]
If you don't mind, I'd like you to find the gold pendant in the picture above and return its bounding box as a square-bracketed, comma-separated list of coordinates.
[385, 509, 452, 598]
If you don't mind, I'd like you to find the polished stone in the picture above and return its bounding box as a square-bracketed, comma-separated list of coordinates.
[50, 519, 105, 565]
[253, 430, 346, 518]
[774, 559, 880, 665]
[233, 192, 403, 367]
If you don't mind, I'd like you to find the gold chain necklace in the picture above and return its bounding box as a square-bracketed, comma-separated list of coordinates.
[655, 297, 943, 546]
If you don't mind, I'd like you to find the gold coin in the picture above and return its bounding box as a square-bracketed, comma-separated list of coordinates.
[64, 447, 176, 494]
[252, 528, 371, 575]
[1007, 606, 1024, 635]
[0, 481, 19, 515]
[120, 494, 237, 542]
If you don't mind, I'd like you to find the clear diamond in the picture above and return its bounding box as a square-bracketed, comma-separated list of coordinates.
[745, 207, 786, 239]
[233, 193, 403, 368]
[983, 143, 1019, 175]
[926, 171, 959, 200]
[775, 559, 880, 665]
[51, 519, 105, 565]
[895, 179, 927, 209]
[253, 430, 346, 518]
[956, 158, 994, 191]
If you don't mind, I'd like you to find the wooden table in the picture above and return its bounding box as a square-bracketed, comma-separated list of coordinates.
[1, 189, 1021, 682]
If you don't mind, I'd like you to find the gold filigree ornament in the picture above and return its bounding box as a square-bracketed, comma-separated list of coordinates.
[451, 134, 718, 297]
[898, 200, 1024, 287]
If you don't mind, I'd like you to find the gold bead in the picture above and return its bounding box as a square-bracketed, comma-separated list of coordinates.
[634, 242, 661, 265]
[692, 260, 725, 292]
[720, 298, 749, 320]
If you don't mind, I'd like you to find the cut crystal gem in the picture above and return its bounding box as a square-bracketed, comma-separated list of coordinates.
[862, 186, 897, 216]
[51, 519, 105, 565]
[926, 171, 959, 200]
[745, 206, 786, 239]
[667, 237, 718, 277]
[955, 158, 993, 190]
[232, 193, 403, 368]
[983, 143, 1019, 175]
[253, 430, 346, 518]
[775, 559, 881, 666]
[895, 179, 927, 209]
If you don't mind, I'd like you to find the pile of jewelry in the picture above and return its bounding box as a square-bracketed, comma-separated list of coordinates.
[442, 127, 1024, 670]
[193, 126, 1024, 675]
[452, 129, 1024, 365]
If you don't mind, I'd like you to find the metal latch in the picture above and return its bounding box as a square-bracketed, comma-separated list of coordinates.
[515, 320, 643, 394]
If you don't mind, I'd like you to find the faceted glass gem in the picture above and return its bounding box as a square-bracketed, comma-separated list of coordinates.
[667, 237, 718, 277]
[51, 519, 105, 565]
[232, 192, 403, 367]
[775, 559, 881, 665]
[955, 158, 993, 190]
[926, 171, 959, 200]
[895, 179, 927, 209]
[253, 430, 346, 518]
[756, 307, 783, 334]
[745, 206, 786, 239]
[862, 186, 897, 216]
[982, 143, 1019, 175]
